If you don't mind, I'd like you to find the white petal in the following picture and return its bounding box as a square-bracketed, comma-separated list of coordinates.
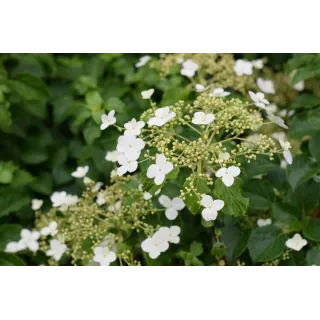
[169, 226, 181, 236]
[215, 168, 228, 178]
[201, 195, 214, 208]
[117, 165, 128, 176]
[212, 199, 224, 211]
[159, 195, 172, 208]
[171, 197, 185, 210]
[222, 174, 234, 187]
[202, 208, 218, 221]
[156, 154, 167, 166]
[154, 173, 165, 185]
[147, 164, 159, 178]
[228, 166, 241, 177]
[283, 150, 293, 165]
[165, 208, 178, 220]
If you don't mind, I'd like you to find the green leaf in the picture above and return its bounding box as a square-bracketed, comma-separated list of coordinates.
[166, 167, 180, 180]
[190, 241, 203, 257]
[291, 59, 320, 85]
[290, 111, 318, 139]
[85, 91, 103, 110]
[10, 73, 49, 101]
[243, 179, 275, 210]
[183, 177, 210, 215]
[105, 97, 125, 113]
[248, 225, 287, 263]
[308, 107, 320, 128]
[21, 148, 48, 164]
[0, 102, 12, 133]
[242, 155, 279, 179]
[272, 203, 302, 232]
[0, 161, 18, 184]
[83, 122, 101, 144]
[0, 188, 30, 218]
[221, 225, 249, 264]
[291, 94, 320, 110]
[31, 172, 53, 195]
[0, 224, 22, 251]
[211, 242, 226, 259]
[214, 179, 249, 217]
[303, 219, 320, 241]
[11, 170, 35, 188]
[306, 248, 320, 266]
[0, 253, 26, 266]
[309, 131, 320, 163]
[287, 154, 320, 191]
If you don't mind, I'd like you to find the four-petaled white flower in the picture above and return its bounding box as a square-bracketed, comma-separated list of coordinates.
[195, 84, 206, 92]
[71, 165, 89, 178]
[257, 78, 276, 94]
[147, 154, 173, 185]
[286, 233, 308, 251]
[148, 106, 176, 127]
[234, 59, 253, 76]
[266, 110, 288, 129]
[141, 88, 154, 99]
[135, 55, 151, 68]
[50, 191, 78, 209]
[252, 59, 264, 69]
[248, 91, 270, 108]
[159, 195, 185, 220]
[117, 152, 139, 176]
[209, 88, 230, 97]
[157, 226, 181, 244]
[192, 112, 215, 125]
[215, 166, 241, 187]
[180, 59, 199, 78]
[124, 118, 145, 136]
[32, 199, 43, 211]
[294, 81, 304, 91]
[93, 246, 117, 266]
[41, 221, 58, 236]
[96, 192, 107, 206]
[141, 234, 169, 259]
[100, 110, 116, 130]
[46, 239, 67, 261]
[117, 132, 145, 159]
[279, 140, 293, 165]
[20, 229, 40, 252]
[217, 152, 230, 163]
[257, 218, 272, 227]
[200, 195, 224, 221]
[105, 150, 119, 163]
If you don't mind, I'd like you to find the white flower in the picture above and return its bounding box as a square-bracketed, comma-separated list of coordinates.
[294, 81, 304, 91]
[116, 132, 145, 158]
[83, 177, 93, 184]
[286, 233, 307, 251]
[257, 218, 272, 227]
[216, 166, 241, 187]
[105, 150, 119, 162]
[252, 59, 264, 69]
[117, 153, 139, 176]
[234, 59, 253, 76]
[200, 195, 224, 221]
[209, 88, 230, 97]
[143, 192, 152, 200]
[257, 78, 276, 94]
[157, 226, 181, 244]
[135, 55, 151, 68]
[5, 241, 26, 253]
[41, 221, 58, 236]
[92, 181, 103, 192]
[195, 84, 205, 92]
[248, 91, 270, 108]
[124, 118, 145, 136]
[148, 106, 176, 127]
[31, 199, 43, 211]
[267, 104, 278, 113]
[50, 191, 78, 209]
[108, 200, 121, 212]
[93, 246, 117, 266]
[191, 112, 215, 125]
[180, 59, 198, 78]
[46, 239, 67, 261]
[217, 152, 230, 163]
[272, 132, 287, 142]
[279, 140, 293, 165]
[147, 154, 173, 185]
[141, 233, 169, 259]
[100, 110, 116, 130]
[266, 110, 288, 129]
[159, 195, 185, 220]
[71, 165, 89, 178]
[20, 229, 40, 252]
[96, 192, 107, 206]
[281, 160, 288, 169]
[141, 88, 154, 99]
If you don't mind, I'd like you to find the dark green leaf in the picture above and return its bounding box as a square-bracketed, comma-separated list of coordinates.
[0, 224, 22, 251]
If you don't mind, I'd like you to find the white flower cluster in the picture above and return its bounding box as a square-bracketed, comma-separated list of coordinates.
[180, 59, 198, 78]
[234, 59, 263, 76]
[141, 226, 181, 259]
